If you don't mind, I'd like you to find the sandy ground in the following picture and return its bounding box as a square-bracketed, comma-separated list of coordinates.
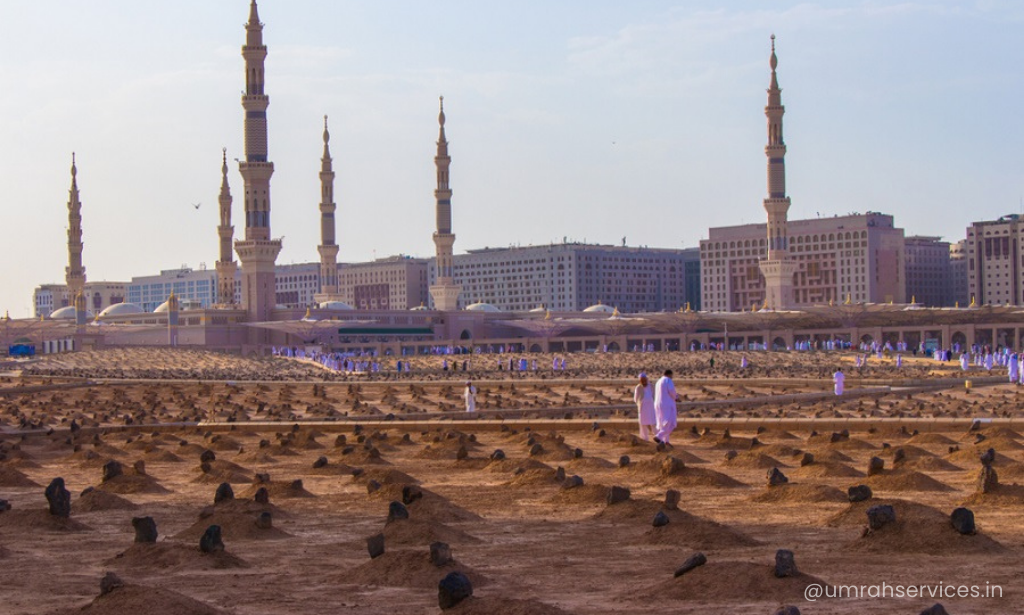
[0, 348, 1021, 614]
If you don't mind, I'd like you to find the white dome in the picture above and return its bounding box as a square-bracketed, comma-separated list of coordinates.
[153, 301, 170, 313]
[318, 301, 355, 310]
[99, 302, 144, 317]
[49, 306, 93, 319]
[465, 302, 501, 313]
[410, 304, 429, 311]
[528, 305, 547, 313]
[583, 303, 616, 314]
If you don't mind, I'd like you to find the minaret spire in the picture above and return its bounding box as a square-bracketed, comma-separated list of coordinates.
[315, 115, 340, 303]
[758, 34, 798, 310]
[216, 148, 238, 306]
[65, 152, 87, 323]
[429, 96, 462, 311]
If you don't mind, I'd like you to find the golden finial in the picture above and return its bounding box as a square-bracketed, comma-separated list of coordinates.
[685, 302, 691, 313]
[304, 307, 311, 320]
[911, 295, 916, 304]
[844, 293, 852, 305]
[544, 309, 551, 320]
[970, 295, 976, 307]
[612, 307, 620, 317]
[762, 298, 768, 310]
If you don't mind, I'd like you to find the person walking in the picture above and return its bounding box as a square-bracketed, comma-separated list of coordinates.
[833, 367, 845, 396]
[633, 373, 657, 441]
[653, 370, 679, 444]
[464, 381, 477, 413]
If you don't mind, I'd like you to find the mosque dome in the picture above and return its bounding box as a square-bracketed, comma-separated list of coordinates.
[465, 302, 501, 313]
[318, 301, 355, 310]
[49, 306, 93, 320]
[410, 304, 429, 311]
[153, 301, 170, 313]
[583, 303, 617, 314]
[528, 305, 547, 313]
[99, 302, 144, 317]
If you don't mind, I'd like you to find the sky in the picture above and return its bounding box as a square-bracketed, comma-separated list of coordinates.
[0, 0, 1021, 316]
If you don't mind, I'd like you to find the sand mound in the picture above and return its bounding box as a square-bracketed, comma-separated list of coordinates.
[749, 483, 848, 504]
[508, 467, 560, 487]
[237, 480, 314, 500]
[847, 502, 1004, 554]
[98, 473, 170, 495]
[0, 466, 40, 487]
[343, 548, 485, 589]
[206, 435, 244, 452]
[977, 436, 1024, 451]
[791, 462, 864, 479]
[642, 561, 826, 603]
[353, 468, 419, 486]
[640, 510, 760, 549]
[754, 444, 801, 457]
[192, 460, 254, 485]
[804, 449, 854, 463]
[906, 433, 956, 445]
[894, 456, 963, 472]
[443, 595, 574, 615]
[53, 583, 227, 615]
[961, 483, 1024, 506]
[828, 498, 937, 527]
[548, 484, 611, 506]
[381, 517, 481, 546]
[74, 489, 138, 513]
[565, 456, 617, 471]
[946, 447, 1015, 466]
[173, 500, 290, 542]
[233, 450, 278, 464]
[655, 465, 746, 489]
[0, 509, 89, 532]
[370, 484, 482, 523]
[591, 499, 666, 523]
[107, 541, 250, 572]
[980, 426, 1022, 439]
[722, 452, 784, 469]
[143, 449, 184, 463]
[863, 470, 953, 492]
[487, 458, 553, 474]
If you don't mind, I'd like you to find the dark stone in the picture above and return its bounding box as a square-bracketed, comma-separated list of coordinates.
[365, 479, 382, 494]
[254, 472, 270, 484]
[529, 443, 544, 456]
[258, 439, 270, 449]
[402, 485, 423, 505]
[45, 477, 71, 518]
[438, 571, 473, 609]
[673, 552, 707, 577]
[979, 447, 995, 467]
[773, 607, 801, 615]
[919, 604, 950, 615]
[490, 449, 505, 461]
[618, 455, 630, 468]
[866, 504, 896, 530]
[132, 460, 146, 475]
[554, 467, 566, 482]
[290, 479, 304, 491]
[950, 507, 976, 535]
[606, 486, 630, 505]
[978, 465, 999, 493]
[312, 456, 328, 469]
[0, 499, 10, 512]
[661, 457, 685, 475]
[773, 549, 797, 578]
[969, 420, 982, 432]
[847, 485, 873, 503]
[724, 450, 738, 461]
[387, 501, 410, 522]
[867, 456, 885, 476]
[255, 512, 273, 529]
[892, 447, 906, 465]
[199, 462, 212, 474]
[99, 571, 124, 596]
[800, 452, 814, 466]
[341, 446, 355, 455]
[664, 489, 681, 510]
[334, 434, 347, 447]
[350, 467, 364, 478]
[254, 487, 270, 504]
[652, 511, 670, 527]
[199, 449, 216, 463]
[101, 460, 123, 483]
[199, 524, 225, 553]
[131, 516, 158, 543]
[367, 532, 385, 559]
[562, 475, 584, 489]
[456, 445, 469, 461]
[573, 448, 584, 459]
[214, 482, 234, 504]
[430, 541, 453, 566]
[767, 467, 789, 487]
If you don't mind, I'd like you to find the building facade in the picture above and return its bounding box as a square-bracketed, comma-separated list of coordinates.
[127, 267, 218, 312]
[274, 262, 322, 309]
[33, 282, 128, 318]
[338, 256, 429, 310]
[965, 214, 1024, 306]
[701, 213, 907, 312]
[904, 235, 952, 307]
[950, 239, 969, 307]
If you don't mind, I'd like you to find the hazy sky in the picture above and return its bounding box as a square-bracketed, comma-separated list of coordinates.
[0, 1, 1021, 316]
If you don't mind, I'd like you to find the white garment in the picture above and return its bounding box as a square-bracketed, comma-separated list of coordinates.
[634, 383, 657, 440]
[653, 376, 678, 443]
[464, 386, 477, 413]
[833, 371, 845, 396]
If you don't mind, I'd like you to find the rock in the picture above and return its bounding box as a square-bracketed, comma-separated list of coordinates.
[199, 525, 225, 553]
[867, 456, 885, 476]
[661, 457, 685, 475]
[673, 552, 707, 577]
[254, 487, 270, 504]
[132, 460, 146, 476]
[554, 467, 566, 482]
[387, 501, 410, 522]
[101, 460, 123, 483]
[430, 541, 453, 566]
[969, 420, 982, 432]
[892, 447, 906, 465]
[799, 452, 814, 466]
[334, 434, 347, 447]
[664, 489, 681, 510]
[45, 477, 71, 518]
[255, 512, 273, 529]
[367, 532, 385, 559]
[438, 571, 473, 610]
[529, 443, 544, 456]
[606, 486, 630, 505]
[724, 450, 738, 461]
[366, 480, 382, 494]
[490, 449, 506, 461]
[866, 504, 896, 530]
[766, 467, 789, 487]
[978, 465, 999, 493]
[312, 456, 328, 469]
[618, 455, 630, 468]
[573, 448, 584, 459]
[199, 462, 212, 474]
[919, 604, 950, 615]
[652, 511, 670, 527]
[950, 507, 976, 535]
[0, 499, 10, 512]
[402, 485, 423, 505]
[131, 516, 158, 543]
[456, 445, 468, 461]
[199, 449, 216, 463]
[290, 479, 304, 491]
[99, 572, 124, 596]
[773, 549, 797, 578]
[847, 485, 873, 503]
[979, 447, 995, 467]
[254, 472, 270, 484]
[773, 607, 801, 615]
[562, 475, 584, 489]
[214, 482, 234, 504]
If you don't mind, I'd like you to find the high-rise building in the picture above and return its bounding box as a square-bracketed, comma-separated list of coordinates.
[965, 214, 1024, 306]
[904, 236, 952, 307]
[339, 256, 429, 310]
[428, 97, 462, 311]
[274, 262, 322, 308]
[950, 239, 969, 307]
[126, 267, 218, 313]
[34, 282, 127, 318]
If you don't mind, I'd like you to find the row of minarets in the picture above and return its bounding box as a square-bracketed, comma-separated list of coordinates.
[429, 96, 462, 310]
[65, 153, 87, 323]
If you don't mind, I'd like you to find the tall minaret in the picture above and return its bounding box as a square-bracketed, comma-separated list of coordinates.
[428, 96, 462, 311]
[233, 0, 281, 337]
[758, 35, 798, 310]
[314, 115, 340, 303]
[65, 153, 87, 323]
[215, 148, 238, 306]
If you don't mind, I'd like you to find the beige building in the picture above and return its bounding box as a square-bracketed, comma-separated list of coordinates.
[965, 214, 1024, 306]
[33, 282, 128, 318]
[338, 256, 429, 310]
[950, 239, 969, 306]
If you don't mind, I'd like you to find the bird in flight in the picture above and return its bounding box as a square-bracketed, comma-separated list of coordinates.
[192, 202, 201, 210]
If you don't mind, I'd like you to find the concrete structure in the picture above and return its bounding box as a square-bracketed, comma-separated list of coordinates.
[339, 256, 429, 310]
[904, 235, 952, 307]
[34, 282, 128, 318]
[965, 214, 1024, 306]
[702, 213, 906, 311]
[274, 262, 321, 308]
[429, 243, 700, 313]
[234, 0, 282, 340]
[314, 116, 341, 303]
[758, 36, 798, 310]
[215, 148, 238, 306]
[950, 239, 969, 307]
[428, 97, 462, 311]
[127, 267, 217, 312]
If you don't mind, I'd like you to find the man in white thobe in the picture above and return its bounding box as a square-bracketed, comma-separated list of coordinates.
[464, 381, 477, 413]
[1008, 354, 1019, 384]
[653, 370, 678, 444]
[633, 373, 657, 441]
[833, 368, 845, 396]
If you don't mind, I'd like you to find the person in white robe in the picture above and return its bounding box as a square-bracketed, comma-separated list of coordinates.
[1008, 354, 1019, 384]
[633, 373, 657, 441]
[464, 381, 477, 413]
[654, 370, 679, 444]
[960, 353, 969, 371]
[833, 368, 845, 396]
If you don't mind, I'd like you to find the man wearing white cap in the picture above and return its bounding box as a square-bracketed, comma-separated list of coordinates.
[633, 372, 657, 441]
[464, 381, 477, 413]
[653, 369, 679, 444]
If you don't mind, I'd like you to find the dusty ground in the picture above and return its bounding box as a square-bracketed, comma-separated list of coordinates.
[0, 348, 1020, 614]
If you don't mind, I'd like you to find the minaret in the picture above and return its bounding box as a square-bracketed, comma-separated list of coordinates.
[233, 0, 281, 338]
[65, 153, 88, 324]
[314, 115, 340, 303]
[758, 35, 798, 310]
[428, 96, 462, 311]
[215, 148, 238, 306]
